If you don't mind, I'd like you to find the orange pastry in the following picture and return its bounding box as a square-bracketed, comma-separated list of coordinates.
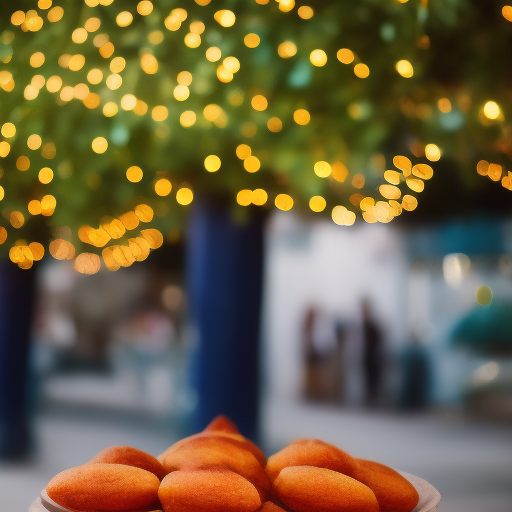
[266, 439, 358, 482]
[203, 415, 240, 434]
[158, 469, 261, 512]
[273, 466, 379, 512]
[88, 446, 168, 480]
[353, 459, 419, 512]
[46, 463, 160, 511]
[258, 502, 289, 512]
[158, 435, 270, 500]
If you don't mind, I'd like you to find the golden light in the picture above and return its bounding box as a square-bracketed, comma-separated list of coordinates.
[352, 174, 365, 189]
[30, 52, 45, 67]
[425, 143, 441, 162]
[412, 163, 434, 180]
[393, 155, 412, 175]
[310, 49, 327, 67]
[116, 11, 133, 27]
[28, 200, 42, 215]
[171, 8, 188, 21]
[0, 226, 6, 244]
[155, 178, 173, 196]
[251, 95, 268, 111]
[41, 194, 57, 214]
[244, 34, 260, 48]
[293, 109, 310, 125]
[138, 1, 154, 15]
[483, 101, 500, 120]
[438, 98, 452, 113]
[68, 54, 85, 71]
[402, 195, 418, 211]
[164, 15, 181, 31]
[487, 163, 503, 182]
[224, 57, 241, 73]
[73, 83, 90, 100]
[206, 46, 222, 62]
[503, 5, 512, 21]
[85, 17, 101, 32]
[379, 184, 401, 200]
[406, 178, 425, 193]
[216, 66, 233, 83]
[177, 71, 193, 86]
[214, 10, 236, 27]
[60, 86, 74, 101]
[195, 0, 212, 4]
[354, 63, 370, 78]
[396, 60, 414, 78]
[11, 11, 26, 26]
[244, 155, 261, 173]
[332, 206, 356, 226]
[331, 161, 349, 182]
[75, 253, 101, 275]
[0, 141, 11, 157]
[252, 189, 268, 205]
[48, 6, 64, 22]
[103, 102, 118, 117]
[180, 110, 197, 127]
[72, 28, 88, 44]
[120, 212, 140, 230]
[102, 219, 126, 239]
[32, 75, 46, 89]
[39, 167, 54, 184]
[1, 123, 16, 138]
[24, 85, 39, 100]
[237, 190, 252, 206]
[176, 187, 194, 205]
[92, 136, 108, 154]
[140, 53, 158, 74]
[184, 33, 201, 48]
[135, 204, 154, 222]
[476, 160, 489, 176]
[87, 68, 103, 85]
[152, 105, 169, 121]
[134, 100, 148, 115]
[10, 211, 25, 229]
[84, 93, 101, 109]
[279, 0, 295, 12]
[278, 41, 297, 58]
[106, 74, 122, 90]
[99, 42, 115, 58]
[148, 30, 164, 45]
[190, 21, 205, 34]
[16, 156, 30, 171]
[314, 161, 331, 178]
[174, 85, 190, 101]
[110, 57, 126, 73]
[126, 166, 143, 183]
[298, 6, 314, 19]
[275, 194, 294, 211]
[384, 170, 401, 185]
[309, 196, 326, 212]
[204, 155, 221, 172]
[121, 94, 137, 110]
[360, 197, 375, 211]
[141, 229, 164, 249]
[267, 117, 283, 132]
[337, 48, 354, 64]
[236, 144, 252, 160]
[203, 104, 222, 122]
[29, 242, 45, 261]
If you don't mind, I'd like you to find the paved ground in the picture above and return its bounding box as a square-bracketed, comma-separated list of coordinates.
[1, 400, 511, 512]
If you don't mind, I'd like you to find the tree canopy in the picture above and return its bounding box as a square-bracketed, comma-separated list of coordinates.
[0, 0, 510, 272]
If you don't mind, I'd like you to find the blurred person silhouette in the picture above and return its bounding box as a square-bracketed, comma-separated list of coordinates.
[361, 299, 384, 407]
[399, 330, 432, 411]
[302, 306, 340, 402]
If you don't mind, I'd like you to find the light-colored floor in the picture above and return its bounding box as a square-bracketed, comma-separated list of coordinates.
[1, 400, 511, 512]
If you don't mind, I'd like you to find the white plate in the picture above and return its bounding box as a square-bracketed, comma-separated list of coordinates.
[30, 472, 441, 512]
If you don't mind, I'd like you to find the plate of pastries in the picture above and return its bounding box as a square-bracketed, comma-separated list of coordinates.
[29, 415, 440, 512]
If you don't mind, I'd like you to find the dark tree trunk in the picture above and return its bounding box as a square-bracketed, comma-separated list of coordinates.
[0, 262, 37, 459]
[187, 200, 266, 442]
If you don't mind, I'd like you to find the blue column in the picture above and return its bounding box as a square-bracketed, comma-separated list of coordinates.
[187, 200, 265, 442]
[0, 262, 36, 459]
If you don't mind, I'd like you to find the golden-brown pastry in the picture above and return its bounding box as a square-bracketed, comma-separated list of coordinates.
[273, 466, 379, 512]
[158, 435, 270, 500]
[88, 446, 167, 480]
[46, 463, 160, 511]
[353, 459, 419, 512]
[158, 469, 261, 512]
[266, 439, 358, 482]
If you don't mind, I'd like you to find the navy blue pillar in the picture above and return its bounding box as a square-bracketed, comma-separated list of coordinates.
[0, 262, 36, 459]
[187, 200, 265, 442]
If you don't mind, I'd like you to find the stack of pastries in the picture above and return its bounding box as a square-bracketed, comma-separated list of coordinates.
[41, 416, 420, 512]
